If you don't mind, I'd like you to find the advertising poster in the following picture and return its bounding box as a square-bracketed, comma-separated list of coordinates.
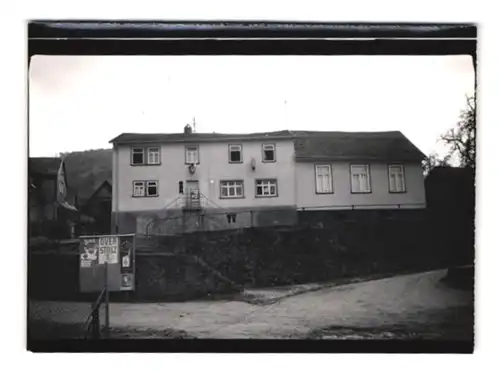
[80, 238, 98, 268]
[119, 235, 135, 291]
[98, 236, 119, 264]
[79, 234, 135, 293]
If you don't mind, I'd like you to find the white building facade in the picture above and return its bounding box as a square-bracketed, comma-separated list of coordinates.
[110, 127, 426, 235]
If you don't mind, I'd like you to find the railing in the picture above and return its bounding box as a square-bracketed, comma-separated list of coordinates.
[183, 190, 201, 210]
[296, 203, 427, 210]
[145, 191, 225, 235]
[82, 287, 106, 339]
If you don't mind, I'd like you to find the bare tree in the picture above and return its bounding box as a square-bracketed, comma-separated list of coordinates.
[422, 151, 450, 176]
[441, 95, 476, 169]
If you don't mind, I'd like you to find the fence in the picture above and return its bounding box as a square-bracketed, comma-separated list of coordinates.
[82, 287, 107, 339]
[144, 205, 426, 236]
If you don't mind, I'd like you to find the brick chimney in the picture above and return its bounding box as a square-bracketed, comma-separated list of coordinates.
[184, 124, 192, 135]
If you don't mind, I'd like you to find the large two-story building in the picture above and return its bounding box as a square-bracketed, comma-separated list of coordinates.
[109, 126, 426, 235]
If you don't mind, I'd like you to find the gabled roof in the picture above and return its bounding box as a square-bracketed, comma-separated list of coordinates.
[109, 130, 425, 162]
[28, 157, 62, 176]
[292, 131, 426, 162]
[81, 180, 112, 208]
[109, 130, 293, 145]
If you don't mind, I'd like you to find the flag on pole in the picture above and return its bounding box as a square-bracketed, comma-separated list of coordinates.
[57, 159, 77, 212]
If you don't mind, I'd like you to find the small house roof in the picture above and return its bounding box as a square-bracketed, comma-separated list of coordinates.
[28, 157, 62, 176]
[292, 130, 426, 162]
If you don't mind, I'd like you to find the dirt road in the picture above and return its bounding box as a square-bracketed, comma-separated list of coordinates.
[28, 269, 473, 339]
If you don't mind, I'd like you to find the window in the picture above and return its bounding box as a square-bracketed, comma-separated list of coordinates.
[226, 213, 237, 223]
[350, 165, 371, 193]
[228, 144, 242, 163]
[147, 147, 160, 165]
[132, 148, 145, 165]
[315, 165, 333, 194]
[262, 143, 276, 162]
[178, 181, 184, 194]
[185, 145, 199, 164]
[133, 180, 158, 197]
[131, 147, 161, 165]
[220, 180, 244, 198]
[388, 165, 406, 192]
[147, 181, 158, 197]
[133, 181, 145, 197]
[256, 179, 278, 197]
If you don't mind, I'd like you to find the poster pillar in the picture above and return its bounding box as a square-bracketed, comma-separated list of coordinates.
[79, 234, 136, 338]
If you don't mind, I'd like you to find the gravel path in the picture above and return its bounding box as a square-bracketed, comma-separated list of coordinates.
[28, 269, 473, 339]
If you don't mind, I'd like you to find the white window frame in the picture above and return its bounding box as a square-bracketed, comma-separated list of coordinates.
[255, 179, 278, 197]
[315, 165, 333, 194]
[262, 143, 276, 162]
[132, 147, 161, 165]
[350, 164, 371, 193]
[133, 180, 159, 197]
[388, 165, 406, 193]
[147, 147, 161, 165]
[131, 147, 145, 165]
[132, 181, 145, 197]
[228, 144, 243, 163]
[185, 145, 199, 164]
[220, 180, 244, 199]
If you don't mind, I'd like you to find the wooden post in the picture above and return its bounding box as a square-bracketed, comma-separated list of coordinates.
[104, 261, 110, 338]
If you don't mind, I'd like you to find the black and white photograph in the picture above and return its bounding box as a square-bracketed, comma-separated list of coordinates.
[26, 21, 476, 353]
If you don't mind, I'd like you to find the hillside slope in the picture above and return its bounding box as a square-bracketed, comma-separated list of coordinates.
[61, 148, 112, 201]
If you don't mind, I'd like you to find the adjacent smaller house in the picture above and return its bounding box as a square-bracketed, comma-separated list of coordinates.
[28, 157, 77, 238]
[79, 180, 112, 235]
[425, 166, 475, 265]
[293, 131, 427, 210]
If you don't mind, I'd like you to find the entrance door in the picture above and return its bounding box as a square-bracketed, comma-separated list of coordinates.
[185, 180, 200, 209]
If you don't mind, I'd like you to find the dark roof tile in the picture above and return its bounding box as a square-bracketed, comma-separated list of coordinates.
[109, 130, 293, 144]
[109, 130, 425, 162]
[293, 130, 425, 162]
[28, 157, 62, 176]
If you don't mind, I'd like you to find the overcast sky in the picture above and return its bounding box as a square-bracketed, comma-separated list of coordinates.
[28, 55, 474, 158]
